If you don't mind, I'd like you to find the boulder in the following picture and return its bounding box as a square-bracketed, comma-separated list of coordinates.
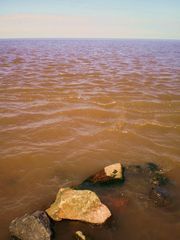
[9, 211, 52, 240]
[84, 163, 123, 184]
[46, 188, 111, 224]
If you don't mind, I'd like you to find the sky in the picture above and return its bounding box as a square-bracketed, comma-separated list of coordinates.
[0, 0, 179, 39]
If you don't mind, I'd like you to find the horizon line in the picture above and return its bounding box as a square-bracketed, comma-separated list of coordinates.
[0, 37, 179, 41]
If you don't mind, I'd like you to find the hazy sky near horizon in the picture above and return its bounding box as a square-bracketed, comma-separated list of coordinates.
[0, 0, 180, 39]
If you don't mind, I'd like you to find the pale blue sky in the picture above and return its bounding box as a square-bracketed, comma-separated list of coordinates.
[0, 0, 179, 38]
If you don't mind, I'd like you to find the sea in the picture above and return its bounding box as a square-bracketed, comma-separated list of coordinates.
[0, 39, 180, 239]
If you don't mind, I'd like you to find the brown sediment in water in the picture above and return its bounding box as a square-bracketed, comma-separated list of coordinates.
[0, 39, 180, 240]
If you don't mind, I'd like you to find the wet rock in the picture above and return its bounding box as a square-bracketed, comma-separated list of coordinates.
[144, 163, 169, 186]
[75, 231, 87, 240]
[84, 163, 123, 184]
[150, 172, 169, 186]
[149, 187, 171, 207]
[9, 211, 52, 240]
[125, 162, 169, 186]
[125, 162, 172, 208]
[46, 188, 111, 224]
[146, 162, 160, 172]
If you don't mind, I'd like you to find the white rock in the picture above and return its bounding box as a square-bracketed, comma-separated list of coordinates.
[104, 163, 122, 179]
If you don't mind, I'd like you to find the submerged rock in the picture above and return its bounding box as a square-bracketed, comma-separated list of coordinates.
[84, 163, 123, 184]
[125, 162, 172, 208]
[150, 172, 169, 186]
[46, 188, 111, 224]
[144, 163, 169, 186]
[146, 162, 159, 172]
[149, 187, 172, 207]
[9, 211, 52, 240]
[125, 162, 169, 186]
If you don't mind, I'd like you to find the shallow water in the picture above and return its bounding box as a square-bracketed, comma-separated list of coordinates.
[0, 39, 180, 239]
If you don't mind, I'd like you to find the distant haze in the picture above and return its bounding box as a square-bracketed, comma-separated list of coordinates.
[0, 0, 180, 39]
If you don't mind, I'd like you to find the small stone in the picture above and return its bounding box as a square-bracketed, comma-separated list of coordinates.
[75, 231, 86, 240]
[46, 188, 111, 224]
[9, 211, 52, 240]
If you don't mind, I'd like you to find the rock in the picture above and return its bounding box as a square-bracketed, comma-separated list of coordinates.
[9, 211, 52, 240]
[75, 231, 86, 240]
[124, 163, 172, 208]
[150, 172, 169, 186]
[146, 162, 160, 172]
[46, 188, 111, 224]
[149, 187, 172, 207]
[143, 163, 169, 186]
[84, 163, 123, 184]
[125, 162, 169, 187]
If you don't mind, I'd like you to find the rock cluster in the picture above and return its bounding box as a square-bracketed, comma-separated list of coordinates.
[9, 162, 173, 240]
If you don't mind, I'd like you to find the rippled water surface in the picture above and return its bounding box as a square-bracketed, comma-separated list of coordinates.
[0, 39, 180, 239]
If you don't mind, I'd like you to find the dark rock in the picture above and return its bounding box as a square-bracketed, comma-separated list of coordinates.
[125, 162, 159, 177]
[33, 211, 52, 231]
[149, 187, 172, 207]
[9, 211, 52, 240]
[125, 163, 169, 187]
[146, 162, 160, 172]
[124, 163, 172, 208]
[150, 172, 169, 186]
[144, 163, 169, 186]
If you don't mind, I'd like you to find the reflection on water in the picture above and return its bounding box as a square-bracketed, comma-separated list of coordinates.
[0, 39, 180, 239]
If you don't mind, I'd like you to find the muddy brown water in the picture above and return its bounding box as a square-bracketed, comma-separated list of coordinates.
[0, 39, 180, 240]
